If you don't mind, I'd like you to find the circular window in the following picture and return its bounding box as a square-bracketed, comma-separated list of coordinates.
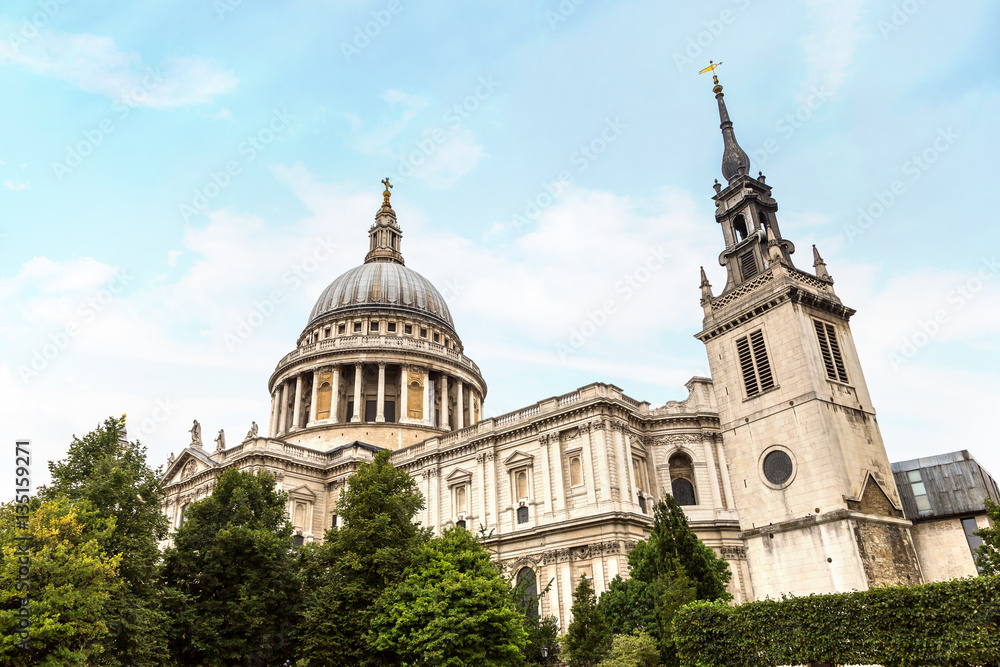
[762, 450, 793, 485]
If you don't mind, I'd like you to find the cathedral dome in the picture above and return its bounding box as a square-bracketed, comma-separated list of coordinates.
[308, 261, 454, 329]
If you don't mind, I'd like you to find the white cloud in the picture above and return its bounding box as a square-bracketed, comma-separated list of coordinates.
[0, 21, 237, 108]
[410, 125, 486, 189]
[3, 178, 28, 191]
[799, 0, 867, 101]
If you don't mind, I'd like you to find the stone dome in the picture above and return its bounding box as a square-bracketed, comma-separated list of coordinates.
[308, 261, 455, 329]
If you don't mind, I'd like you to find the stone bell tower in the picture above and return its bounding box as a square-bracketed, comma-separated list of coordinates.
[694, 65, 921, 598]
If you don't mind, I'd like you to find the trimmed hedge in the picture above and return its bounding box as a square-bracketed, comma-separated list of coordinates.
[673, 575, 1000, 667]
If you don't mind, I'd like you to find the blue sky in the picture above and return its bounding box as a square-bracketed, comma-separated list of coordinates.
[2, 0, 999, 487]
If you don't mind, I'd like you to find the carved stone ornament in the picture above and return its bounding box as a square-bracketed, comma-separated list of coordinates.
[578, 422, 591, 434]
[650, 434, 703, 446]
[720, 545, 748, 560]
[591, 420, 608, 431]
[538, 434, 551, 445]
[182, 459, 197, 480]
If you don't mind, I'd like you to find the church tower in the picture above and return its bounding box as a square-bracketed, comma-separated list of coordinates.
[694, 67, 922, 597]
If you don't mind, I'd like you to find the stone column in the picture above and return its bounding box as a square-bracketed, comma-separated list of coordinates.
[291, 375, 303, 431]
[328, 366, 339, 423]
[439, 374, 450, 430]
[376, 362, 386, 423]
[268, 390, 279, 437]
[589, 423, 611, 504]
[456, 379, 465, 429]
[278, 382, 289, 436]
[703, 438, 724, 509]
[422, 368, 431, 426]
[400, 365, 409, 423]
[539, 435, 554, 517]
[307, 371, 319, 427]
[352, 362, 363, 423]
[716, 439, 735, 510]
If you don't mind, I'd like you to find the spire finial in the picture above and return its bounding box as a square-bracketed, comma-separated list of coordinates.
[381, 177, 393, 205]
[699, 266, 714, 304]
[701, 60, 751, 183]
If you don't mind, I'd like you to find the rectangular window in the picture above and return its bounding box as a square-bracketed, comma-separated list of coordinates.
[338, 323, 346, 335]
[330, 514, 338, 529]
[404, 324, 413, 335]
[739, 250, 758, 280]
[387, 322, 397, 333]
[517, 506, 529, 524]
[324, 326, 331, 339]
[814, 320, 849, 383]
[370, 322, 379, 333]
[353, 322, 362, 333]
[364, 400, 377, 422]
[907, 470, 932, 512]
[433, 332, 440, 343]
[962, 517, 984, 562]
[735, 329, 775, 397]
[420, 327, 428, 338]
[384, 400, 396, 423]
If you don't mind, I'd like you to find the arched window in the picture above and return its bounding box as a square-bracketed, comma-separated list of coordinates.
[569, 455, 583, 487]
[668, 452, 697, 506]
[455, 485, 467, 515]
[515, 470, 528, 500]
[671, 478, 696, 506]
[733, 214, 748, 241]
[516, 567, 538, 618]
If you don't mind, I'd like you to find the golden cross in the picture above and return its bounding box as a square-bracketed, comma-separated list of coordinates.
[382, 177, 392, 194]
[698, 60, 723, 85]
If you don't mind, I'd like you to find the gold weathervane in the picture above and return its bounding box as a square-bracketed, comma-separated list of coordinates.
[698, 60, 723, 85]
[381, 177, 393, 204]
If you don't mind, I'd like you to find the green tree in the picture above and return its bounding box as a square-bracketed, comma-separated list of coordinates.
[564, 575, 612, 667]
[370, 526, 527, 666]
[0, 497, 123, 666]
[42, 415, 171, 666]
[298, 449, 428, 666]
[524, 615, 561, 667]
[597, 632, 660, 667]
[974, 498, 1000, 575]
[600, 493, 729, 665]
[162, 468, 301, 667]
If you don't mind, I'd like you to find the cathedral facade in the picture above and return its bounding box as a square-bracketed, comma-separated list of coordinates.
[161, 79, 959, 625]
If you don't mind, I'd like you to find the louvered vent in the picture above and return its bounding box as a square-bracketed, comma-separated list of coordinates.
[814, 320, 849, 383]
[736, 328, 775, 397]
[740, 251, 758, 281]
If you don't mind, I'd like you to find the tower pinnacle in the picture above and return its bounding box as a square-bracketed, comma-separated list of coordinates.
[700, 61, 751, 183]
[365, 178, 405, 265]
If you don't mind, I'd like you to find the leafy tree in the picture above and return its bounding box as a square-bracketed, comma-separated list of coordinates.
[42, 415, 171, 666]
[597, 632, 660, 667]
[298, 449, 428, 666]
[524, 615, 561, 667]
[370, 526, 528, 666]
[0, 497, 123, 666]
[974, 498, 1000, 575]
[162, 468, 301, 667]
[563, 575, 612, 667]
[601, 493, 729, 665]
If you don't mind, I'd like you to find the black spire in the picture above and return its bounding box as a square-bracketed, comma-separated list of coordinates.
[701, 62, 751, 183]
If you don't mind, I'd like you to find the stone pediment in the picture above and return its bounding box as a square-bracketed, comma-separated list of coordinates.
[847, 472, 903, 518]
[162, 448, 219, 486]
[286, 484, 316, 499]
[446, 468, 473, 485]
[503, 450, 533, 469]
